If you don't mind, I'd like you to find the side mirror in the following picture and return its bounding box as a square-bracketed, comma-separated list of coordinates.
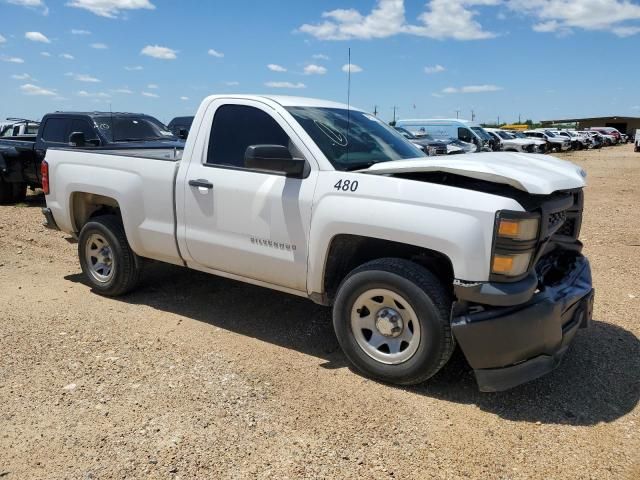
[244, 145, 306, 178]
[69, 131, 86, 147]
[178, 128, 189, 140]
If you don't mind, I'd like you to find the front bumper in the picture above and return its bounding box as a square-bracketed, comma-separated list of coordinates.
[452, 255, 594, 392]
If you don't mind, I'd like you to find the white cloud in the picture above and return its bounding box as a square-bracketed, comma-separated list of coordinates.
[304, 64, 327, 75]
[298, 0, 497, 41]
[66, 0, 155, 18]
[424, 64, 446, 74]
[207, 48, 224, 58]
[90, 42, 108, 49]
[265, 81, 306, 89]
[60, 53, 74, 59]
[71, 29, 91, 35]
[312, 53, 330, 60]
[341, 63, 363, 73]
[124, 65, 143, 71]
[74, 73, 101, 82]
[147, 83, 158, 89]
[508, 0, 640, 37]
[141, 91, 159, 97]
[20, 83, 55, 96]
[180, 96, 189, 100]
[442, 84, 502, 93]
[267, 63, 287, 72]
[113, 88, 133, 94]
[40, 51, 51, 56]
[224, 81, 240, 86]
[141, 44, 177, 59]
[2, 56, 25, 63]
[77, 90, 110, 98]
[25, 31, 50, 43]
[407, 0, 499, 40]
[7, 0, 48, 15]
[0, 34, 6, 44]
[11, 73, 35, 80]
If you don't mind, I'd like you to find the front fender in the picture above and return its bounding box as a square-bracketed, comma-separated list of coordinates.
[306, 172, 524, 295]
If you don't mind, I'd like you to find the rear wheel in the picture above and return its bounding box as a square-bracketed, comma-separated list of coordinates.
[78, 215, 142, 296]
[332, 258, 455, 385]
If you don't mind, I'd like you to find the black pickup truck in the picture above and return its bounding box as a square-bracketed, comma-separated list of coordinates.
[0, 111, 184, 203]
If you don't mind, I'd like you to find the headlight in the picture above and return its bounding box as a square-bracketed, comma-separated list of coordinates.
[491, 211, 540, 278]
[497, 217, 539, 241]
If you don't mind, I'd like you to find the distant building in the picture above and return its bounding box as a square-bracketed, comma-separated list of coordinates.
[541, 116, 640, 134]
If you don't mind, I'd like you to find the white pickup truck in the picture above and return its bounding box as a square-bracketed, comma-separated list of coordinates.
[41, 95, 594, 392]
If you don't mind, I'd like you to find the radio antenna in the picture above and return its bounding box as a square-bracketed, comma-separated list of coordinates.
[109, 103, 116, 142]
[346, 47, 351, 162]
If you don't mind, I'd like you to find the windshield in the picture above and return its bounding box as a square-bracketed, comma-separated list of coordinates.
[93, 115, 177, 142]
[497, 131, 513, 140]
[287, 107, 424, 171]
[471, 126, 492, 141]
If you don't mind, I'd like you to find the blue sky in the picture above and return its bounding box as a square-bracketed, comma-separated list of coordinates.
[1, 0, 639, 125]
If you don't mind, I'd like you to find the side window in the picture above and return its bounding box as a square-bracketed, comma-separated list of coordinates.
[41, 118, 69, 143]
[206, 104, 290, 168]
[458, 127, 472, 143]
[70, 119, 98, 141]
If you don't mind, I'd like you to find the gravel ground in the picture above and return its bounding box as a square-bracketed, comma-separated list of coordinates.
[1, 145, 638, 479]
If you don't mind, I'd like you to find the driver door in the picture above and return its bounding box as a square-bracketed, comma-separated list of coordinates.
[181, 99, 318, 292]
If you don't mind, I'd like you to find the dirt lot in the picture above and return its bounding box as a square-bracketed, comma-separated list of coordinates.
[1, 145, 638, 479]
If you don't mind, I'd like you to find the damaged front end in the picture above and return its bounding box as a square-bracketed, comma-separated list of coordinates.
[451, 188, 595, 392]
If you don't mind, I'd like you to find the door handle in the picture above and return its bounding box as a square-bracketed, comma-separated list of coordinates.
[188, 179, 213, 189]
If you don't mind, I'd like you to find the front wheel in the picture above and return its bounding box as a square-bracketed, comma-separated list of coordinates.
[332, 258, 455, 385]
[78, 215, 142, 296]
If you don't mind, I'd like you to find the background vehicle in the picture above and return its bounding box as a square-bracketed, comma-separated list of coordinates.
[524, 130, 571, 152]
[0, 111, 183, 203]
[635, 129, 640, 152]
[485, 128, 541, 153]
[168, 116, 194, 139]
[395, 118, 495, 152]
[555, 130, 590, 150]
[580, 131, 603, 149]
[43, 94, 594, 392]
[0, 118, 40, 138]
[394, 127, 473, 155]
[589, 127, 620, 144]
[508, 131, 549, 152]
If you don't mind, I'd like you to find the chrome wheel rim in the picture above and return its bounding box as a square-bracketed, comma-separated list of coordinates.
[85, 233, 114, 283]
[350, 288, 421, 365]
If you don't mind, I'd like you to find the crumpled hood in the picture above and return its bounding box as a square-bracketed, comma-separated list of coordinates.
[361, 152, 587, 194]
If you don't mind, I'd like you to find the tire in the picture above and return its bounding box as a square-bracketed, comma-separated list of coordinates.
[332, 258, 455, 385]
[78, 215, 142, 296]
[0, 180, 27, 204]
[0, 178, 12, 204]
[11, 183, 26, 203]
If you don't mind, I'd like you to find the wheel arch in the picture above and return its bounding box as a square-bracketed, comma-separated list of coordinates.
[316, 234, 454, 305]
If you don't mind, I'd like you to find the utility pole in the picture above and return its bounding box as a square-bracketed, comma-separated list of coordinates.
[455, 110, 460, 119]
[471, 109, 476, 122]
[497, 115, 500, 126]
[373, 105, 378, 116]
[392, 106, 397, 123]
[518, 113, 521, 124]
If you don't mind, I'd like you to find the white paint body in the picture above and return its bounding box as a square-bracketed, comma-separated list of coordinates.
[44, 95, 587, 300]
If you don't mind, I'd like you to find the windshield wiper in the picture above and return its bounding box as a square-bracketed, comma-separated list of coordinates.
[342, 160, 385, 171]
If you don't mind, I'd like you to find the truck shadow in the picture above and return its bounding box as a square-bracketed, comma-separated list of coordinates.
[64, 262, 639, 427]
